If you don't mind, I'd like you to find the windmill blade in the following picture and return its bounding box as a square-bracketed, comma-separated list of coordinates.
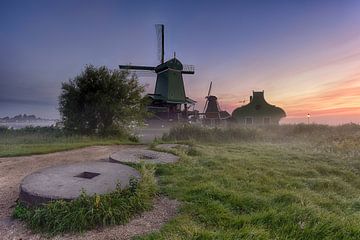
[207, 81, 212, 97]
[155, 24, 164, 64]
[202, 81, 212, 113]
[119, 65, 155, 71]
[182, 64, 195, 74]
[119, 65, 156, 78]
[203, 98, 209, 114]
[126, 70, 157, 78]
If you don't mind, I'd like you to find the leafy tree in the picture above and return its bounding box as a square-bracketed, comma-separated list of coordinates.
[59, 65, 147, 135]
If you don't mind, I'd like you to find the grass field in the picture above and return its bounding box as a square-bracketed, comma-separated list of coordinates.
[5, 124, 360, 239]
[138, 124, 360, 239]
[0, 126, 133, 157]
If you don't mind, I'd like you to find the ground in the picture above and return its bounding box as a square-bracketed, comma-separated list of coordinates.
[2, 125, 360, 239]
[138, 142, 360, 239]
[0, 126, 168, 157]
[0, 145, 179, 240]
[0, 129, 132, 157]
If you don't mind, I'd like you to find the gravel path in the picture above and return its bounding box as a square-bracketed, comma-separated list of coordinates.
[0, 145, 179, 240]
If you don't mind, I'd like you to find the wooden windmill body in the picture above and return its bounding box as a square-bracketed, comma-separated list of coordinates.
[203, 82, 230, 126]
[119, 25, 196, 125]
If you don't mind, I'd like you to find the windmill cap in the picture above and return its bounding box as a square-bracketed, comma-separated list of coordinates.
[206, 95, 218, 101]
[155, 58, 183, 72]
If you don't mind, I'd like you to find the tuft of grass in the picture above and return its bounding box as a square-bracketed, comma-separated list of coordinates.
[13, 164, 157, 235]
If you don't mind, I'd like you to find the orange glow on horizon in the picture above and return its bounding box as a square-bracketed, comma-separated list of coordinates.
[195, 49, 360, 125]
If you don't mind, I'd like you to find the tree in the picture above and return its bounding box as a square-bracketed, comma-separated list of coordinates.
[59, 65, 147, 135]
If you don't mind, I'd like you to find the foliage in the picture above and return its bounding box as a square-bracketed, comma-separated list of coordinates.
[59, 65, 147, 135]
[13, 164, 157, 235]
[137, 140, 360, 239]
[0, 126, 135, 157]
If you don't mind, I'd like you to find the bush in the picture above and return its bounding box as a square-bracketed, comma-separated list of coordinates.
[13, 164, 157, 235]
[0, 125, 8, 133]
[59, 65, 147, 135]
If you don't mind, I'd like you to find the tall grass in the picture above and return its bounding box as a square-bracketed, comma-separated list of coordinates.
[164, 123, 360, 143]
[13, 164, 157, 235]
[163, 124, 360, 158]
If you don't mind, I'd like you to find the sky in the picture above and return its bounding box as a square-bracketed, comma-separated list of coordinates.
[1, 0, 360, 124]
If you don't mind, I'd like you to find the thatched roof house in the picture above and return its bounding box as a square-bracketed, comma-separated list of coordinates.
[232, 91, 286, 125]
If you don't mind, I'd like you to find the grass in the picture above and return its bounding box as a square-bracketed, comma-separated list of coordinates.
[0, 126, 135, 157]
[164, 123, 360, 158]
[13, 164, 157, 235]
[135, 124, 360, 239]
[8, 124, 360, 239]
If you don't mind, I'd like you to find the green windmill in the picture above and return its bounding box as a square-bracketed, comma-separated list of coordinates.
[119, 24, 196, 123]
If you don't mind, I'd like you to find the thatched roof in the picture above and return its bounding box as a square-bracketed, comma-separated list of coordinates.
[232, 91, 286, 119]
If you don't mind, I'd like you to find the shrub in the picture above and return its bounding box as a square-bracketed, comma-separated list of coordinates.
[59, 65, 147, 135]
[0, 125, 8, 133]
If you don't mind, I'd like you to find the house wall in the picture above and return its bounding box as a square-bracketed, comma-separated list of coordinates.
[234, 116, 281, 125]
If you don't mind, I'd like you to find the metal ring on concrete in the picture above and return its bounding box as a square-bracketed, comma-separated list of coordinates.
[19, 162, 140, 206]
[109, 149, 179, 164]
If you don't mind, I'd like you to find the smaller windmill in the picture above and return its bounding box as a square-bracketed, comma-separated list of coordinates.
[203, 82, 230, 125]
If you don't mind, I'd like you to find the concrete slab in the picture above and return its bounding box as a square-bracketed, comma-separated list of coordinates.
[109, 149, 179, 164]
[19, 162, 140, 206]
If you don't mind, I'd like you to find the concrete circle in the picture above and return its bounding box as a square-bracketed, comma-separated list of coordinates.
[155, 144, 190, 151]
[19, 162, 140, 206]
[109, 149, 179, 164]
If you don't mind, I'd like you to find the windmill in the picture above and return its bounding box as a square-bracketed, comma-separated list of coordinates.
[119, 24, 196, 123]
[203, 82, 230, 125]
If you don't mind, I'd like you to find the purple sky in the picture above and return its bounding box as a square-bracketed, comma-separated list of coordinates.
[1, 0, 360, 124]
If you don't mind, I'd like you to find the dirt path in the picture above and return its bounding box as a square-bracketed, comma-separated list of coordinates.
[0, 146, 179, 240]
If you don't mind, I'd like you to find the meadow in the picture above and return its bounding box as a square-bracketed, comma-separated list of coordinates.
[4, 123, 360, 239]
[138, 124, 360, 239]
[0, 126, 134, 157]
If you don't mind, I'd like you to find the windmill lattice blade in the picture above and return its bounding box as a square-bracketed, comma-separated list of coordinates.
[207, 81, 212, 96]
[119, 65, 155, 71]
[127, 70, 156, 78]
[155, 24, 164, 64]
[182, 64, 195, 74]
[203, 99, 208, 114]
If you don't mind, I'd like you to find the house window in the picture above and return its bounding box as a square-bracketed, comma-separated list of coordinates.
[264, 117, 271, 125]
[245, 117, 253, 125]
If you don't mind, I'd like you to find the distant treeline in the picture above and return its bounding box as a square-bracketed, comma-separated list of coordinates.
[0, 114, 50, 122]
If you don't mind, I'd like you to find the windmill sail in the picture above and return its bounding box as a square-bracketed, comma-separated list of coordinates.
[203, 81, 212, 113]
[207, 81, 212, 96]
[155, 24, 164, 64]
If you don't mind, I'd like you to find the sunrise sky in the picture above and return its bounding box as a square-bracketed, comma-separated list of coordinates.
[1, 0, 360, 124]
